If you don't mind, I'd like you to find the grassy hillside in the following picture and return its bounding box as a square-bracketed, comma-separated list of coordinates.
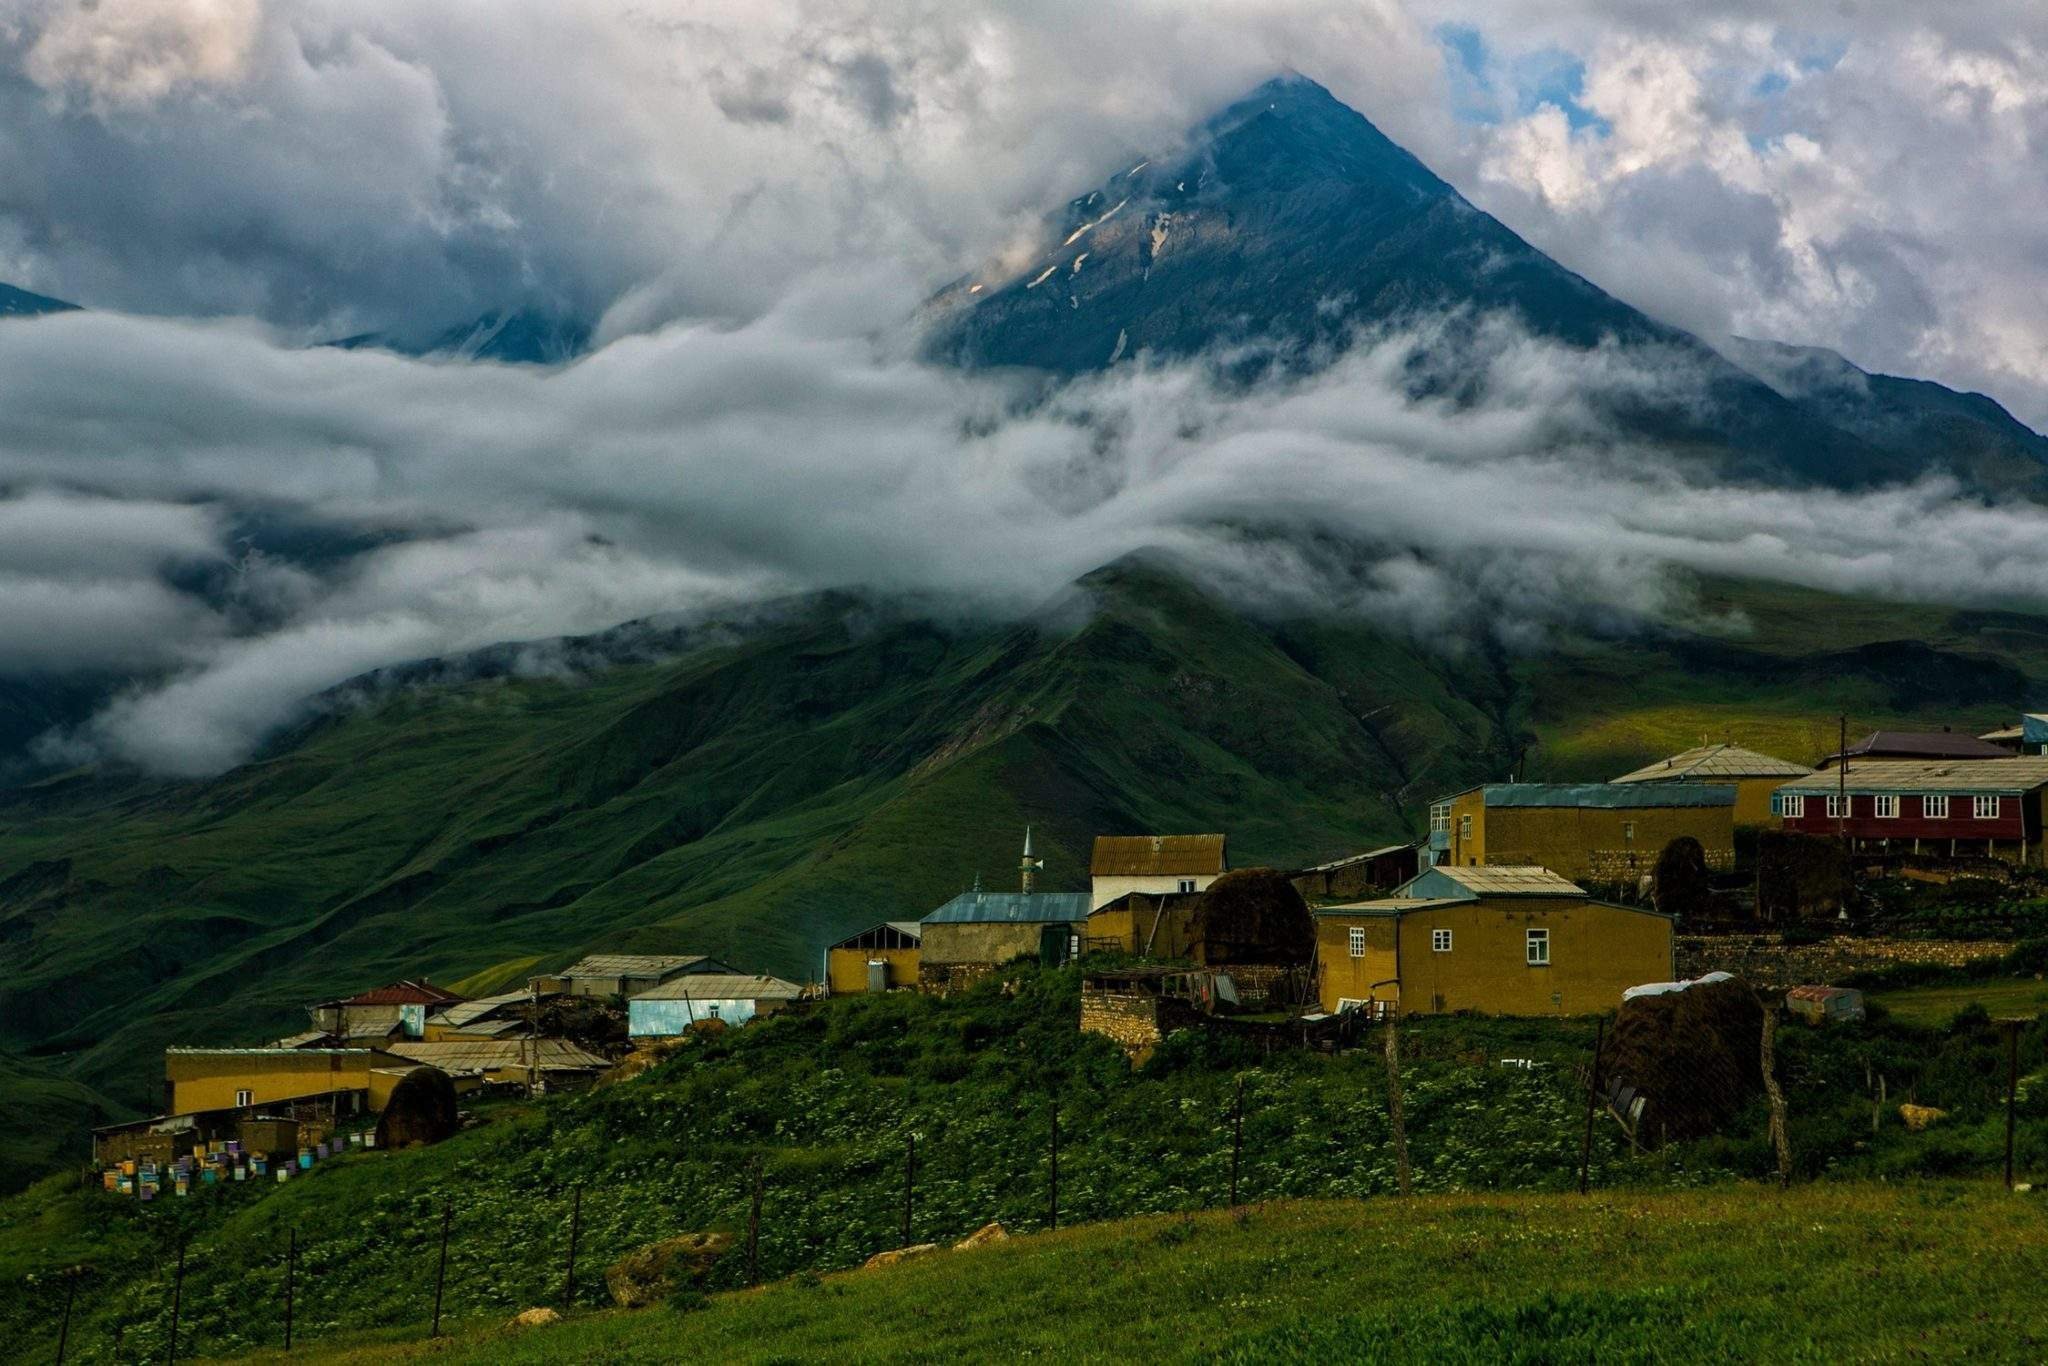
[4, 965, 2043, 1362]
[270, 1186, 2048, 1364]
[1, 562, 2043, 1185]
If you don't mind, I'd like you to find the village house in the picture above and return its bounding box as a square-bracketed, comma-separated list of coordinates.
[1814, 729, 2010, 769]
[1771, 757, 2048, 863]
[626, 973, 803, 1038]
[1089, 834, 1227, 910]
[545, 953, 739, 999]
[1610, 743, 1813, 826]
[380, 1038, 612, 1092]
[1314, 865, 1675, 1017]
[823, 921, 923, 994]
[163, 1046, 418, 1118]
[1427, 783, 1736, 884]
[306, 980, 465, 1042]
[917, 890, 1093, 991]
[1980, 715, 2048, 754]
[422, 987, 557, 1041]
[1287, 844, 1420, 904]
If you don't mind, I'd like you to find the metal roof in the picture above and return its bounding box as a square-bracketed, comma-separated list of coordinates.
[921, 891, 1093, 925]
[1611, 743, 1812, 784]
[433, 991, 536, 1029]
[1821, 730, 2012, 764]
[1479, 783, 1736, 809]
[166, 1047, 384, 1057]
[630, 973, 803, 1002]
[271, 1030, 333, 1049]
[556, 954, 725, 979]
[1405, 865, 1588, 898]
[826, 921, 924, 950]
[1776, 757, 2048, 796]
[1312, 897, 1467, 917]
[320, 980, 465, 1008]
[383, 1039, 611, 1071]
[1090, 834, 1227, 877]
[1297, 845, 1415, 872]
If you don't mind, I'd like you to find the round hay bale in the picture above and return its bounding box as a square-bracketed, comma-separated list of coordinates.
[1599, 977, 1764, 1141]
[1194, 868, 1314, 965]
[1652, 837, 1713, 921]
[605, 1232, 733, 1308]
[373, 1067, 459, 1149]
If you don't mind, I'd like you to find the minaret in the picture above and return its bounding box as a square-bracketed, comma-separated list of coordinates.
[1019, 826, 1044, 894]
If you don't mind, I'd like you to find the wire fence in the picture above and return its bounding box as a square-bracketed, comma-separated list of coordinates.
[28, 996, 2044, 1364]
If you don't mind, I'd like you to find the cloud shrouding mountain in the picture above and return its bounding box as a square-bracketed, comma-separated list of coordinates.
[9, 299, 2048, 776]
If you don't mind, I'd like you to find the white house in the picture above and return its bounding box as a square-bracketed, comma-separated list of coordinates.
[626, 974, 802, 1038]
[1089, 834, 1227, 911]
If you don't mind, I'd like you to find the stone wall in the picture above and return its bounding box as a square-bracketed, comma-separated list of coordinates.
[1079, 988, 1203, 1058]
[918, 962, 997, 996]
[1676, 934, 2012, 990]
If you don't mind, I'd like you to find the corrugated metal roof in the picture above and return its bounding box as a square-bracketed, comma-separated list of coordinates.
[1612, 743, 1812, 784]
[921, 891, 1093, 925]
[1776, 757, 2048, 795]
[166, 1047, 383, 1057]
[630, 974, 802, 1002]
[1409, 865, 1588, 897]
[271, 1030, 333, 1049]
[1312, 897, 1466, 917]
[557, 954, 722, 979]
[1297, 845, 1414, 873]
[1822, 730, 2012, 763]
[433, 991, 531, 1029]
[1480, 783, 1736, 809]
[383, 1039, 611, 1071]
[1090, 834, 1227, 877]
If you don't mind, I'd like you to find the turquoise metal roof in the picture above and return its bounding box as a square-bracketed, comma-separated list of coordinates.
[921, 891, 1092, 925]
[1481, 783, 1735, 809]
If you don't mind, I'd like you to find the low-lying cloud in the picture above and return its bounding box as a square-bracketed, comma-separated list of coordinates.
[7, 295, 2048, 776]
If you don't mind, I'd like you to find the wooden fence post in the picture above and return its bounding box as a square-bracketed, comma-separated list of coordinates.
[747, 1158, 764, 1286]
[1761, 1005, 1793, 1187]
[56, 1272, 78, 1365]
[902, 1133, 916, 1249]
[2005, 1020, 2022, 1192]
[167, 1237, 187, 1365]
[1048, 1100, 1060, 1230]
[1579, 1016, 1606, 1195]
[431, 1200, 452, 1337]
[1384, 1016, 1410, 1198]
[563, 1187, 582, 1309]
[1229, 1078, 1245, 1208]
[284, 1229, 296, 1351]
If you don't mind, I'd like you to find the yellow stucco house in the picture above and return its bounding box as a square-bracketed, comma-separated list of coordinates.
[1427, 783, 1736, 885]
[1610, 742, 1814, 826]
[164, 1046, 416, 1116]
[1315, 865, 1674, 1017]
[823, 921, 924, 993]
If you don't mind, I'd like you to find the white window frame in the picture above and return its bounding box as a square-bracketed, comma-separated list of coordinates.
[1975, 795, 2001, 820]
[1176, 878, 1197, 894]
[235, 1089, 253, 1108]
[1779, 794, 1805, 818]
[1874, 795, 1899, 819]
[1347, 927, 1366, 958]
[1458, 814, 1473, 840]
[1431, 928, 1453, 953]
[1429, 804, 1452, 834]
[1525, 928, 1550, 966]
[1924, 794, 1949, 819]
[1825, 794, 1844, 819]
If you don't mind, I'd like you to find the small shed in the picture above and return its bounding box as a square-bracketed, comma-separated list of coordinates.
[1288, 845, 1420, 904]
[1785, 985, 1866, 1025]
[627, 974, 803, 1038]
[824, 922, 923, 994]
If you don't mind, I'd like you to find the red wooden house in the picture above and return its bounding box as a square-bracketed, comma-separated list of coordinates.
[1770, 757, 2048, 863]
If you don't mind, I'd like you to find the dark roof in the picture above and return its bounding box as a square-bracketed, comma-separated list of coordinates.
[1476, 783, 1736, 810]
[328, 980, 465, 1008]
[1822, 730, 2011, 764]
[1090, 835, 1227, 877]
[922, 891, 1092, 925]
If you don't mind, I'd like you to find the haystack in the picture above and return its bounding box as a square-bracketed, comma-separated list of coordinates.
[1599, 976, 1764, 1140]
[1193, 868, 1314, 964]
[373, 1066, 459, 1148]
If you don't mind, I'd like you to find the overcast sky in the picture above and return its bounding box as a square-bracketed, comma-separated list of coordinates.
[5, 1, 2048, 776]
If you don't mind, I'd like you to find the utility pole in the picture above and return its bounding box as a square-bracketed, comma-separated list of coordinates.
[527, 976, 539, 1098]
[1837, 714, 1849, 849]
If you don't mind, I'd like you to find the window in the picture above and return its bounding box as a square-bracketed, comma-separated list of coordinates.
[1430, 804, 1452, 834]
[1525, 928, 1550, 966]
[1779, 794, 1805, 819]
[1924, 794, 1949, 819]
[1874, 795, 1899, 819]
[707, 1003, 721, 1018]
[1826, 794, 1844, 819]
[1176, 878, 1197, 894]
[1458, 814, 1473, 840]
[1347, 927, 1366, 958]
[1975, 795, 2002, 820]
[235, 1089, 253, 1108]
[1431, 928, 1453, 953]
[1622, 821, 1636, 841]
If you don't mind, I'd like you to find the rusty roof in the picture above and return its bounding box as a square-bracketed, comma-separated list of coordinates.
[328, 980, 465, 1007]
[1612, 743, 1813, 784]
[1090, 834, 1227, 877]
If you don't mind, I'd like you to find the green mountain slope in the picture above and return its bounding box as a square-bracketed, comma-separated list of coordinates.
[2, 561, 2043, 1186]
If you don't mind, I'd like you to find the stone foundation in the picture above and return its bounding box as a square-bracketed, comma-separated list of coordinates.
[919, 962, 997, 996]
[1676, 934, 2013, 990]
[1079, 987, 1203, 1059]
